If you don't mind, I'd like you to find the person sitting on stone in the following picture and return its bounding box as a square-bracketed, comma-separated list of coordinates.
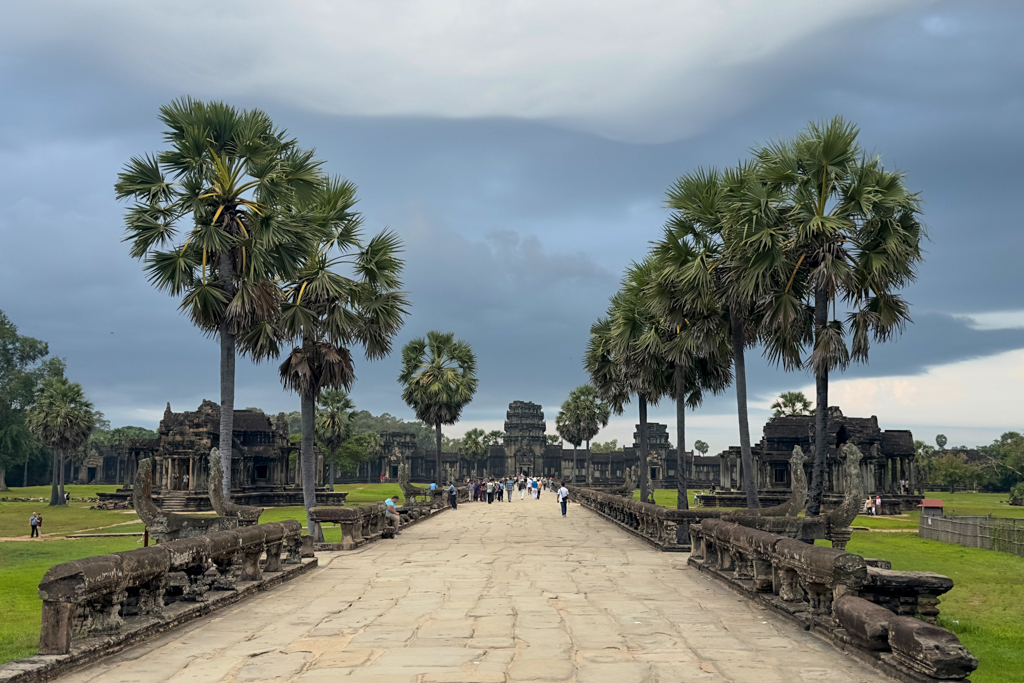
[384, 497, 401, 535]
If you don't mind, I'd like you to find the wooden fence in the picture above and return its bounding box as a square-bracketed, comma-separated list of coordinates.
[919, 514, 1024, 557]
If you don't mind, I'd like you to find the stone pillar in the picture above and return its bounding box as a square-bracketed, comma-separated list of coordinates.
[719, 456, 728, 489]
[909, 461, 916, 493]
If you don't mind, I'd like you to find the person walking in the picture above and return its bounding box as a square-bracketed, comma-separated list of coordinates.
[486, 479, 495, 504]
[384, 496, 401, 535]
[531, 477, 539, 500]
[29, 512, 40, 538]
[535, 477, 541, 499]
[447, 482, 458, 510]
[519, 476, 527, 500]
[496, 480, 504, 502]
[875, 494, 882, 516]
[505, 478, 514, 502]
[557, 482, 569, 517]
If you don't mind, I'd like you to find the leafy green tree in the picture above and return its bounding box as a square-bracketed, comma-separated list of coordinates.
[117, 98, 323, 501]
[771, 391, 813, 418]
[751, 117, 924, 515]
[546, 434, 560, 446]
[0, 311, 64, 490]
[26, 376, 96, 505]
[931, 452, 975, 494]
[936, 434, 948, 450]
[399, 331, 478, 480]
[694, 440, 709, 456]
[563, 385, 610, 486]
[590, 440, 620, 453]
[316, 389, 355, 489]
[278, 177, 407, 529]
[334, 432, 381, 478]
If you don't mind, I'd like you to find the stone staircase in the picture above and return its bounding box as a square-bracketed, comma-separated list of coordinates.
[159, 490, 190, 512]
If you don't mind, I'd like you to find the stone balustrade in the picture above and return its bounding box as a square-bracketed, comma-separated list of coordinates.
[310, 498, 449, 551]
[570, 487, 725, 551]
[37, 521, 304, 656]
[688, 519, 977, 681]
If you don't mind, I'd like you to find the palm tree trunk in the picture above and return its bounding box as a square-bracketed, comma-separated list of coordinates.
[729, 308, 760, 509]
[300, 392, 321, 542]
[59, 453, 66, 501]
[572, 444, 577, 484]
[24, 458, 29, 487]
[0, 467, 6, 492]
[586, 440, 592, 485]
[807, 283, 830, 517]
[675, 368, 688, 510]
[219, 318, 236, 503]
[329, 462, 335, 490]
[638, 393, 650, 504]
[435, 422, 442, 485]
[49, 449, 60, 506]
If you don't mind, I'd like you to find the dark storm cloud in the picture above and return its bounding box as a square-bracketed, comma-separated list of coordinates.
[0, 0, 1022, 433]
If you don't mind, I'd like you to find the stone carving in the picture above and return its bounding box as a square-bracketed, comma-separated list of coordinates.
[823, 443, 865, 551]
[398, 461, 433, 505]
[687, 520, 977, 681]
[37, 520, 304, 655]
[608, 464, 639, 498]
[133, 457, 236, 543]
[208, 448, 264, 526]
[727, 446, 807, 518]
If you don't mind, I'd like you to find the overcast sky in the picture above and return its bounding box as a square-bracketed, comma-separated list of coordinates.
[1, 0, 1022, 455]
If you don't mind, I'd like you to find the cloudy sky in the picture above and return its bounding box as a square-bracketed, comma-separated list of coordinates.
[1, 0, 1022, 455]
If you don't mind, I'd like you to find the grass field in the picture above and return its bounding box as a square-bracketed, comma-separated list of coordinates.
[843, 531, 1024, 683]
[0, 485, 139, 538]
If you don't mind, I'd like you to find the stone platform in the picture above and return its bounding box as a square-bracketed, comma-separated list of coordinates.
[96, 488, 348, 511]
[55, 497, 894, 682]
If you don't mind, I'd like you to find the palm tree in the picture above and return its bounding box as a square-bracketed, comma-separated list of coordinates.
[656, 167, 770, 509]
[771, 391, 813, 417]
[752, 117, 923, 515]
[279, 177, 408, 533]
[316, 389, 355, 490]
[398, 331, 478, 481]
[116, 98, 322, 501]
[461, 428, 487, 477]
[564, 386, 610, 485]
[26, 377, 96, 506]
[555, 402, 583, 484]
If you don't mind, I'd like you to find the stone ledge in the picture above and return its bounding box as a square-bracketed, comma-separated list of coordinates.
[688, 558, 964, 683]
[314, 505, 449, 551]
[0, 558, 318, 683]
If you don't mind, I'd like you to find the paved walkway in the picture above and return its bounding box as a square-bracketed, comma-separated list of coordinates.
[60, 498, 887, 683]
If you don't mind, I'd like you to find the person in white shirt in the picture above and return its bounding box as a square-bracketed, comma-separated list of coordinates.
[557, 482, 570, 517]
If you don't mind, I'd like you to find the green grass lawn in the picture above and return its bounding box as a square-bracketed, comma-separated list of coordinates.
[0, 537, 140, 664]
[0, 486, 140, 538]
[842, 531, 1024, 683]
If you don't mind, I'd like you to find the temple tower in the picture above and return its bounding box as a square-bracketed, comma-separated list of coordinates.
[503, 401, 547, 475]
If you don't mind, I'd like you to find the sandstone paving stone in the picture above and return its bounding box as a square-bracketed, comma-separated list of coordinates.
[52, 499, 897, 682]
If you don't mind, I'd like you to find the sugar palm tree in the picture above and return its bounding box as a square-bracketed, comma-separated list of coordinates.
[565, 385, 610, 485]
[26, 377, 96, 506]
[399, 331, 478, 481]
[460, 428, 487, 477]
[656, 167, 773, 508]
[279, 177, 408, 532]
[116, 98, 322, 501]
[751, 116, 923, 515]
[316, 389, 355, 490]
[555, 401, 584, 484]
[771, 391, 813, 417]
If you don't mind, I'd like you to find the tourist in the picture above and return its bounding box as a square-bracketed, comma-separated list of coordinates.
[864, 497, 875, 515]
[557, 482, 569, 517]
[535, 477, 541, 499]
[486, 478, 495, 504]
[429, 481, 437, 491]
[496, 480, 504, 502]
[29, 512, 40, 538]
[505, 478, 514, 502]
[64, 491, 70, 503]
[875, 495, 882, 516]
[519, 476, 527, 500]
[384, 496, 401, 535]
[182, 473, 189, 489]
[532, 477, 539, 500]
[447, 482, 457, 510]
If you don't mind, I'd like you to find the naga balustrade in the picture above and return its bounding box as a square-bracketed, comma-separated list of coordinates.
[37, 521, 303, 656]
[688, 519, 977, 681]
[569, 487, 725, 551]
[310, 497, 449, 550]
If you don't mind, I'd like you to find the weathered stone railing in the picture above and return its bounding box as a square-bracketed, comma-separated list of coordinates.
[37, 521, 304, 656]
[310, 497, 449, 551]
[688, 518, 977, 681]
[570, 486, 725, 551]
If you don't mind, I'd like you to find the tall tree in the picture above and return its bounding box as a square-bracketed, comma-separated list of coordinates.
[771, 391, 813, 417]
[555, 402, 583, 484]
[279, 176, 408, 534]
[936, 434, 948, 450]
[26, 376, 96, 506]
[565, 385, 610, 485]
[316, 389, 355, 489]
[117, 98, 323, 501]
[752, 117, 923, 515]
[0, 311, 63, 490]
[398, 331, 478, 481]
[657, 167, 768, 508]
[460, 428, 488, 477]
